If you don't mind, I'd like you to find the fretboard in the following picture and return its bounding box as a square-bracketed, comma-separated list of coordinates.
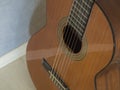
[68, 0, 95, 39]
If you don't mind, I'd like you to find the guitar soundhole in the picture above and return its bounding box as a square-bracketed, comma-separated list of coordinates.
[63, 25, 82, 53]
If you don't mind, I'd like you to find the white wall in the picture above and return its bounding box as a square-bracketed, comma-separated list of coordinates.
[0, 0, 46, 89]
[0, 0, 46, 57]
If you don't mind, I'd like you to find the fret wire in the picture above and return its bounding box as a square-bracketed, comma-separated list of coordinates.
[69, 20, 84, 33]
[82, 1, 91, 12]
[68, 17, 85, 30]
[82, 1, 91, 9]
[72, 0, 95, 23]
[70, 11, 86, 28]
[68, 22, 83, 37]
[67, 0, 90, 34]
[68, 16, 85, 30]
[69, 16, 85, 33]
[73, 4, 88, 18]
[72, 4, 88, 19]
[71, 9, 87, 24]
[76, 0, 95, 12]
[84, 0, 94, 5]
[70, 24, 83, 36]
[67, 0, 95, 38]
[76, 0, 91, 9]
[68, 19, 84, 33]
[74, 1, 89, 14]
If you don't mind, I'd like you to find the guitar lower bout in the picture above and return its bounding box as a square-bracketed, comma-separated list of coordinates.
[27, 0, 115, 90]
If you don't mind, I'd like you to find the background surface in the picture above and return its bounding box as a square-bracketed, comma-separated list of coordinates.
[0, 0, 46, 57]
[0, 0, 46, 89]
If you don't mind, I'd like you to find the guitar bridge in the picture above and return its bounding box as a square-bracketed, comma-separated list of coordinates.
[42, 58, 70, 90]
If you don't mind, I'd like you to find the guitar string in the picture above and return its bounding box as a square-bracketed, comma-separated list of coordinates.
[66, 0, 94, 83]
[57, 0, 89, 80]
[51, 26, 72, 77]
[53, 0, 80, 76]
[79, 1, 101, 89]
[60, 0, 89, 79]
[80, 5, 104, 89]
[57, 0, 86, 78]
[53, 0, 111, 89]
[51, 0, 75, 77]
[57, 0, 94, 87]
[50, 0, 68, 76]
[54, 0, 84, 79]
[52, 0, 93, 82]
[51, 0, 82, 81]
[51, 34, 63, 73]
[52, 0, 82, 79]
[64, 0, 95, 87]
[60, 0, 95, 81]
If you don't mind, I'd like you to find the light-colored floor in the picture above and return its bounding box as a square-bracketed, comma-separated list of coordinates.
[0, 56, 36, 90]
[0, 0, 46, 89]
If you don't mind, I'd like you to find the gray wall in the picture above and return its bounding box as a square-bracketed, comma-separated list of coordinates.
[0, 0, 46, 57]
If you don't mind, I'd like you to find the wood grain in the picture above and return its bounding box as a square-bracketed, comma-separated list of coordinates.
[26, 0, 120, 90]
[96, 0, 120, 90]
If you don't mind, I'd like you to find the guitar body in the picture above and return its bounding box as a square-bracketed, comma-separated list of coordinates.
[96, 0, 120, 90]
[27, 0, 116, 90]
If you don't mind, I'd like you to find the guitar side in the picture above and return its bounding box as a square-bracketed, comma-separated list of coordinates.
[96, 0, 120, 90]
[27, 0, 115, 90]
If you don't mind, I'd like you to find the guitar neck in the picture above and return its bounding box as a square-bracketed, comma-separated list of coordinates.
[68, 0, 95, 39]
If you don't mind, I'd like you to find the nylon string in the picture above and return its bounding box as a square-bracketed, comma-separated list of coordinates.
[51, 0, 94, 83]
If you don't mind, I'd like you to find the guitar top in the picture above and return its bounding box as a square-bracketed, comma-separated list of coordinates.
[27, 0, 120, 90]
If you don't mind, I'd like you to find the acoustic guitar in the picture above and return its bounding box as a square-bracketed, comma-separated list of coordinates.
[27, 0, 120, 90]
